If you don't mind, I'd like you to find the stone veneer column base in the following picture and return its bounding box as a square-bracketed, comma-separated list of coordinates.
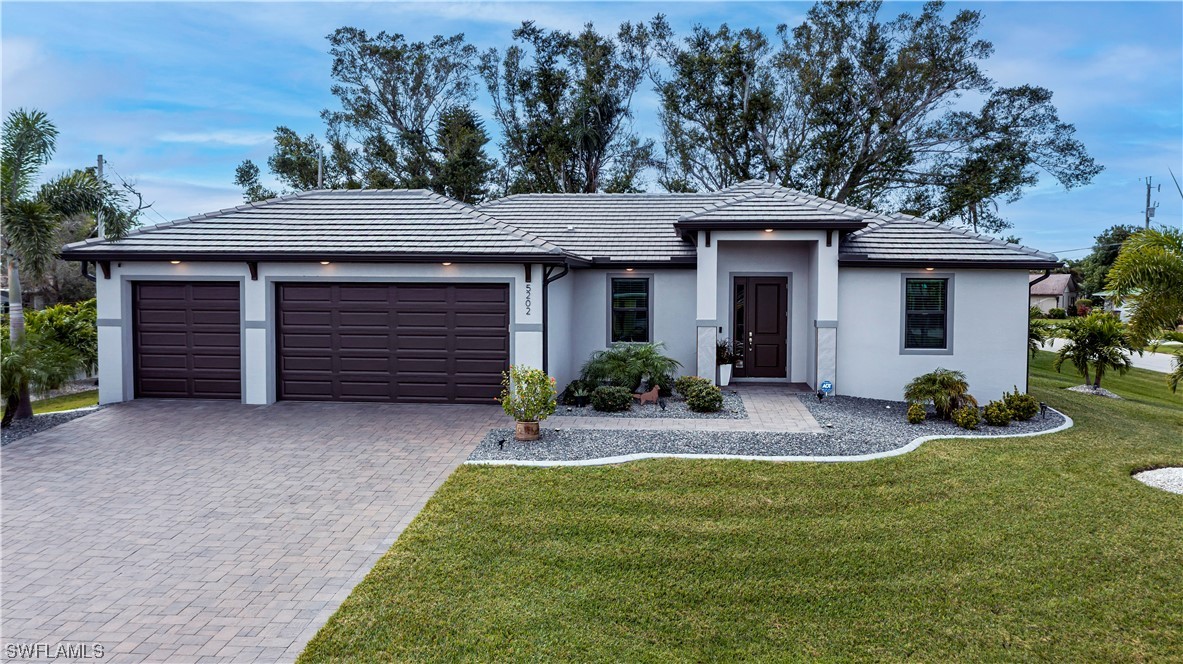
[697, 326, 718, 385]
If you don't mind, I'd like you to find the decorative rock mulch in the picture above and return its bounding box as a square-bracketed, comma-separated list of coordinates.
[1134, 467, 1183, 495]
[1066, 385, 1122, 399]
[555, 390, 747, 420]
[1, 408, 101, 446]
[468, 394, 1068, 463]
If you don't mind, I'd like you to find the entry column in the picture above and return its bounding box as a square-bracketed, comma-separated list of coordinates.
[695, 232, 719, 384]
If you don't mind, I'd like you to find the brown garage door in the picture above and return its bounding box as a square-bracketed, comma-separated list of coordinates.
[277, 283, 509, 403]
[133, 282, 241, 399]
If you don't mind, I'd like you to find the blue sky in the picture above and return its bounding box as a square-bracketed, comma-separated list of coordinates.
[3, 1, 1181, 259]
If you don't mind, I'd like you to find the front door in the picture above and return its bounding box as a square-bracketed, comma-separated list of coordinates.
[733, 277, 788, 378]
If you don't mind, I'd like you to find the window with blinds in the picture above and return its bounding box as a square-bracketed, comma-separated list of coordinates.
[904, 278, 948, 350]
[610, 277, 650, 343]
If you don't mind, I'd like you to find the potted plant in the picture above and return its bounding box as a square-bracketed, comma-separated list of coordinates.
[571, 385, 591, 407]
[716, 338, 740, 387]
[499, 365, 557, 441]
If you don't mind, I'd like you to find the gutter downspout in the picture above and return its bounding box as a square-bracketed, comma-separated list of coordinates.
[1027, 269, 1052, 393]
[81, 261, 96, 283]
[542, 263, 570, 375]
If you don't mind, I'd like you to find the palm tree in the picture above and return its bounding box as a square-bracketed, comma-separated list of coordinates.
[1052, 312, 1138, 389]
[903, 368, 977, 419]
[1, 108, 131, 421]
[1107, 227, 1183, 393]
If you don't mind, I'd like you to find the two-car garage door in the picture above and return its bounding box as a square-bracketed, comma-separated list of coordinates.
[133, 281, 510, 404]
[276, 283, 509, 403]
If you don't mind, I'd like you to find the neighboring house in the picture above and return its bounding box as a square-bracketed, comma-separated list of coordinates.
[1094, 290, 1134, 322]
[1029, 273, 1077, 313]
[60, 180, 1060, 406]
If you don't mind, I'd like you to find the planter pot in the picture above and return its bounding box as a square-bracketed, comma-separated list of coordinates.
[515, 421, 541, 441]
[718, 364, 733, 387]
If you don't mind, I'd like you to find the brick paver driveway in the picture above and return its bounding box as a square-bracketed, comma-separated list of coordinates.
[2, 400, 503, 663]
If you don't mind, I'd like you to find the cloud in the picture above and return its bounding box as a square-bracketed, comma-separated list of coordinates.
[158, 130, 275, 146]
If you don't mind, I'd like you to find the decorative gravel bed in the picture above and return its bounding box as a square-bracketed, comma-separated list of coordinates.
[469, 395, 1067, 463]
[1, 408, 101, 446]
[1133, 467, 1183, 494]
[554, 390, 747, 419]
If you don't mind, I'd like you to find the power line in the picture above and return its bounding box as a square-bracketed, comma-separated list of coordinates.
[104, 161, 172, 226]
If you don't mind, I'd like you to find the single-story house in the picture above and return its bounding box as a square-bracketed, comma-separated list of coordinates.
[61, 180, 1060, 406]
[1028, 272, 1077, 313]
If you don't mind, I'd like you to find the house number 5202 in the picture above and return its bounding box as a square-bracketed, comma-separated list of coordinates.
[524, 283, 532, 315]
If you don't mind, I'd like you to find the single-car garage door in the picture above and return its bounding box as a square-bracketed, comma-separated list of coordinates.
[277, 283, 510, 403]
[133, 282, 241, 399]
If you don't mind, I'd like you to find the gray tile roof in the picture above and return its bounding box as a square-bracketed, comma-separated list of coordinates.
[841, 211, 1060, 266]
[62, 189, 564, 259]
[61, 179, 1059, 268]
[677, 181, 864, 224]
[476, 192, 725, 262]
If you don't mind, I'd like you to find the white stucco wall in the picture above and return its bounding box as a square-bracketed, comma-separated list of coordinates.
[559, 268, 697, 388]
[96, 260, 545, 405]
[545, 269, 575, 390]
[837, 267, 1030, 402]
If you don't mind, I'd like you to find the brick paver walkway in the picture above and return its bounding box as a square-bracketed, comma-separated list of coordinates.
[1, 400, 503, 663]
[547, 383, 823, 433]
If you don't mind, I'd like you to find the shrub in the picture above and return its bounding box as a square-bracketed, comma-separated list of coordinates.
[674, 375, 711, 397]
[952, 405, 980, 430]
[983, 400, 1012, 426]
[1075, 298, 1093, 316]
[591, 385, 633, 412]
[1, 327, 86, 426]
[1048, 308, 1067, 319]
[25, 298, 97, 375]
[906, 403, 926, 424]
[580, 342, 681, 394]
[903, 368, 977, 420]
[684, 382, 723, 412]
[1002, 386, 1040, 421]
[499, 365, 557, 422]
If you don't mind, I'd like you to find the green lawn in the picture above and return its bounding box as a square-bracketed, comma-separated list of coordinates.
[1, 389, 98, 416]
[300, 353, 1182, 662]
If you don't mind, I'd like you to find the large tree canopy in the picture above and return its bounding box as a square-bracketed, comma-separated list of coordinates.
[629, 1, 1101, 231]
[480, 21, 655, 194]
[236, 29, 495, 204]
[232, 1, 1099, 226]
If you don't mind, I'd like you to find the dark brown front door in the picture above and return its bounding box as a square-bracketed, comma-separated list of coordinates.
[133, 282, 241, 399]
[733, 277, 788, 378]
[276, 283, 510, 404]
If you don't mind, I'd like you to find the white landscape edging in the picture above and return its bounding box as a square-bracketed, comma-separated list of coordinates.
[465, 408, 1074, 468]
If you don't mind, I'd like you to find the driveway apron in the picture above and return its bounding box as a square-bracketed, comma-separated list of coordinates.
[1, 400, 503, 663]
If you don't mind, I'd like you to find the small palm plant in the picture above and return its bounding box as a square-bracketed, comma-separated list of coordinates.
[579, 342, 682, 393]
[1, 328, 85, 427]
[1052, 312, 1138, 389]
[903, 368, 977, 420]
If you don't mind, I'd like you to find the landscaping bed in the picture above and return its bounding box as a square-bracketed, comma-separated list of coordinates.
[468, 395, 1067, 462]
[555, 390, 746, 420]
[1, 407, 101, 446]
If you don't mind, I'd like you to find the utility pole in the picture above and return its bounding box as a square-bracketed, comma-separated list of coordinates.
[1142, 176, 1160, 229]
[96, 154, 105, 240]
